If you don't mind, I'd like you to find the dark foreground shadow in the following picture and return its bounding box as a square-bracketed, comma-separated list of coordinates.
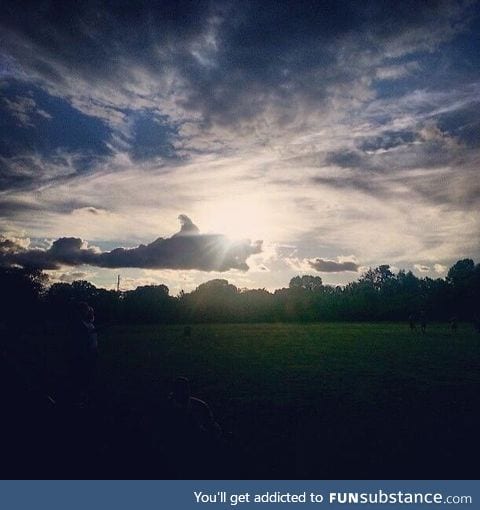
[1, 328, 479, 480]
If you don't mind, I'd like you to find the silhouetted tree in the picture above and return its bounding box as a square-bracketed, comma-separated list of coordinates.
[123, 284, 173, 323]
[181, 279, 239, 322]
[446, 259, 478, 319]
[289, 275, 323, 291]
[0, 267, 47, 336]
[360, 265, 395, 291]
[4, 258, 479, 327]
[237, 288, 274, 322]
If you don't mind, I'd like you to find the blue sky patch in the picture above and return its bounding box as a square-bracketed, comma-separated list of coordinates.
[0, 79, 112, 160]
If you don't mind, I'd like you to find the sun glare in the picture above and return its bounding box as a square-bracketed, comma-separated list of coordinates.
[199, 197, 273, 240]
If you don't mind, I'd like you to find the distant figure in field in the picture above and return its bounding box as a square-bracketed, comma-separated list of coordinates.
[408, 313, 417, 331]
[68, 301, 98, 405]
[419, 310, 427, 334]
[449, 316, 458, 333]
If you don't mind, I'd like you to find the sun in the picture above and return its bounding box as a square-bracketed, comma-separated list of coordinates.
[199, 196, 273, 240]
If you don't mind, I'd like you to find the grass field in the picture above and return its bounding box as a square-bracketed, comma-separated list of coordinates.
[3, 321, 479, 478]
[90, 322, 480, 478]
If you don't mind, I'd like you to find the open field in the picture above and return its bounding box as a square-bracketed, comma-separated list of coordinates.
[98, 322, 480, 478]
[3, 322, 480, 478]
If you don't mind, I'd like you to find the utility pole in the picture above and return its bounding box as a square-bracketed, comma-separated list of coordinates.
[116, 274, 121, 293]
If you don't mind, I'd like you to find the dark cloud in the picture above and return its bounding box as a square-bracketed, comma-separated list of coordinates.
[0, 198, 106, 218]
[176, 1, 473, 126]
[174, 215, 200, 236]
[0, 216, 262, 272]
[311, 174, 384, 197]
[1, 0, 473, 129]
[436, 101, 480, 148]
[1, 237, 100, 270]
[325, 124, 460, 174]
[309, 258, 359, 272]
[0, 0, 476, 205]
[0, 198, 43, 217]
[0, 237, 26, 254]
[356, 130, 417, 152]
[324, 150, 365, 168]
[314, 119, 480, 205]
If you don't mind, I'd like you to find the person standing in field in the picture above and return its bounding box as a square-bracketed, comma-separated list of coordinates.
[68, 301, 98, 406]
[408, 313, 417, 331]
[167, 377, 222, 439]
[419, 310, 427, 334]
[164, 376, 223, 477]
[449, 316, 458, 333]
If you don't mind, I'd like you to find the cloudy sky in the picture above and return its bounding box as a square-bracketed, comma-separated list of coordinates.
[1, 0, 479, 292]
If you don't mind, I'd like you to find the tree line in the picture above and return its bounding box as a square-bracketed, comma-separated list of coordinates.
[1, 259, 479, 329]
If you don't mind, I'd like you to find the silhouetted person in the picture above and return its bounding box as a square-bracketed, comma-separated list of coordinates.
[449, 316, 458, 333]
[419, 310, 427, 334]
[164, 377, 222, 477]
[168, 377, 221, 438]
[474, 316, 480, 334]
[68, 302, 98, 405]
[408, 313, 417, 331]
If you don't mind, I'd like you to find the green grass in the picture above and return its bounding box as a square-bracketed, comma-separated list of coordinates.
[100, 322, 479, 405]
[15, 321, 480, 477]
[93, 322, 480, 477]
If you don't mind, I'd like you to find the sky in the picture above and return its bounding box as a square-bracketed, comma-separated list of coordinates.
[1, 0, 479, 293]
